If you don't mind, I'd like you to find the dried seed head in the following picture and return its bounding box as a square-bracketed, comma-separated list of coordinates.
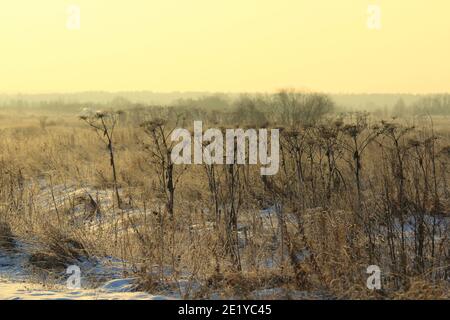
[95, 110, 106, 118]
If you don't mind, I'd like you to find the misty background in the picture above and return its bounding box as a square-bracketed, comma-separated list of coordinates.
[1, 92, 449, 117]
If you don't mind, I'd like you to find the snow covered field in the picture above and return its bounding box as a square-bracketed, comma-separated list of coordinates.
[0, 277, 170, 300]
[0, 242, 174, 300]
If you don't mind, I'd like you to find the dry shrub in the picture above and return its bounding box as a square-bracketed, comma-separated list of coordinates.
[392, 279, 450, 300]
[28, 252, 67, 270]
[135, 273, 162, 293]
[204, 271, 295, 299]
[0, 221, 15, 251]
[27, 226, 88, 271]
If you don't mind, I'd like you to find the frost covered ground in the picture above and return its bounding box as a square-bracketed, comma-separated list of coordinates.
[0, 247, 174, 300]
[0, 278, 171, 300]
[0, 183, 334, 300]
[1, 245, 326, 300]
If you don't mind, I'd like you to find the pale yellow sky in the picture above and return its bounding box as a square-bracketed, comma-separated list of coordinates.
[0, 0, 449, 94]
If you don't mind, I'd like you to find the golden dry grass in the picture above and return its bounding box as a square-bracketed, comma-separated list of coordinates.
[0, 105, 448, 299]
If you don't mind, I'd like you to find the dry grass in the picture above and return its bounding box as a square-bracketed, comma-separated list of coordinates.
[0, 104, 448, 299]
[0, 221, 15, 251]
[27, 226, 88, 270]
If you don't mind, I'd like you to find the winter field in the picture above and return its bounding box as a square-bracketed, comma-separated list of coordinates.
[0, 93, 449, 300]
